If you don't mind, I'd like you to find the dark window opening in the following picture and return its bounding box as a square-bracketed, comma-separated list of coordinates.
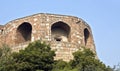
[84, 28, 89, 45]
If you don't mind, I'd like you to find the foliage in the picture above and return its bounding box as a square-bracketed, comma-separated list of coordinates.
[69, 47, 113, 71]
[0, 44, 13, 71]
[52, 60, 77, 71]
[0, 40, 55, 71]
[0, 41, 114, 71]
[0, 44, 11, 58]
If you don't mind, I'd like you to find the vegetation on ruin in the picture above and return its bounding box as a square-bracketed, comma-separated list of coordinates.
[0, 40, 118, 71]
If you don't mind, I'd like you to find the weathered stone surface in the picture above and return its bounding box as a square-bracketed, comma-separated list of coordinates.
[0, 13, 96, 61]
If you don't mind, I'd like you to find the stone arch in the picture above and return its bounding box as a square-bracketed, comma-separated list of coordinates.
[84, 28, 92, 46]
[16, 22, 32, 44]
[51, 21, 70, 42]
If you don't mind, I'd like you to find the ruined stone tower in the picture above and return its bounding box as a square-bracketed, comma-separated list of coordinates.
[0, 13, 96, 61]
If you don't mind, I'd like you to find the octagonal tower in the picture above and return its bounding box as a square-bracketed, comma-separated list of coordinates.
[0, 13, 96, 61]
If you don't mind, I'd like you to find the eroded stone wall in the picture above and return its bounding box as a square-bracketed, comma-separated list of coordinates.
[0, 13, 96, 61]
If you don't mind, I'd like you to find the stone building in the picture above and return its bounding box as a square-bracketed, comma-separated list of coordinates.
[0, 13, 96, 61]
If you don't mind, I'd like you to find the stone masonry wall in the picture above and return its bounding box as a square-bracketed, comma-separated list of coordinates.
[0, 13, 96, 61]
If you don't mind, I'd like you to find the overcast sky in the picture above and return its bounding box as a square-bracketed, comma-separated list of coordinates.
[0, 0, 120, 67]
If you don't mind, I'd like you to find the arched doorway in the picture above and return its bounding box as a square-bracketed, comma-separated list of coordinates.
[16, 22, 32, 44]
[51, 21, 70, 42]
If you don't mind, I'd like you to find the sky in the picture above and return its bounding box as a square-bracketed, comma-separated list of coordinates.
[0, 0, 120, 67]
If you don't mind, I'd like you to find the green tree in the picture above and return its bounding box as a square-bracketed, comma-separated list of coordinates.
[0, 44, 13, 71]
[69, 47, 113, 71]
[1, 40, 55, 71]
[52, 59, 78, 71]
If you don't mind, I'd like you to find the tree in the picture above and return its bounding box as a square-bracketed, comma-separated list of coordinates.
[1, 40, 55, 71]
[69, 47, 113, 71]
[0, 44, 13, 71]
[52, 59, 78, 71]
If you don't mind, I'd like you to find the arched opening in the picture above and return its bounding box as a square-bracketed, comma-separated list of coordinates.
[84, 28, 90, 45]
[51, 21, 70, 42]
[16, 22, 32, 44]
